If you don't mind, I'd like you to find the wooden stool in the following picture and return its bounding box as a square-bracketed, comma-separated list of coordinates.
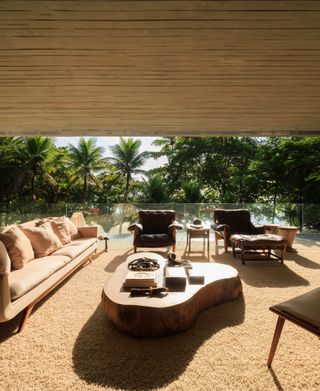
[267, 288, 320, 367]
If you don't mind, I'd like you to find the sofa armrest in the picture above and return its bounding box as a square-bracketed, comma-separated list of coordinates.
[77, 226, 98, 238]
[128, 223, 143, 234]
[0, 240, 10, 276]
[0, 240, 11, 321]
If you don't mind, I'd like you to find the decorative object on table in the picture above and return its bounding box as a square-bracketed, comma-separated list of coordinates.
[167, 252, 192, 268]
[128, 257, 160, 271]
[130, 287, 168, 297]
[123, 270, 158, 288]
[70, 212, 86, 227]
[191, 218, 203, 228]
[186, 268, 205, 284]
[186, 223, 210, 255]
[165, 265, 187, 289]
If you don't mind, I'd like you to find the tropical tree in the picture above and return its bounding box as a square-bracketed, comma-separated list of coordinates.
[68, 137, 106, 202]
[151, 137, 176, 164]
[0, 138, 20, 203]
[15, 137, 57, 201]
[181, 180, 203, 203]
[109, 137, 149, 202]
[140, 174, 170, 203]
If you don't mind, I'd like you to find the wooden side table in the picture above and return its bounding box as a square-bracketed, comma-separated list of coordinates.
[278, 226, 298, 252]
[186, 224, 210, 254]
[98, 233, 109, 251]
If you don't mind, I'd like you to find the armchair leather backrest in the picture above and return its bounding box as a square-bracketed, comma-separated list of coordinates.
[138, 210, 176, 234]
[214, 209, 253, 234]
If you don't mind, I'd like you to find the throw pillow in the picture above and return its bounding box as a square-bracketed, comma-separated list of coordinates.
[19, 222, 63, 258]
[0, 226, 35, 270]
[64, 217, 81, 240]
[37, 217, 72, 245]
[49, 218, 72, 245]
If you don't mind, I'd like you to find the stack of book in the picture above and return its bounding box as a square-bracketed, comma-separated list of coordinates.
[186, 268, 205, 284]
[165, 266, 187, 289]
[123, 271, 157, 288]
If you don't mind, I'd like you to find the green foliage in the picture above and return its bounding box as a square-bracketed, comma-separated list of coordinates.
[140, 174, 170, 203]
[0, 135, 319, 231]
[109, 137, 149, 202]
[67, 137, 106, 202]
[15, 137, 58, 201]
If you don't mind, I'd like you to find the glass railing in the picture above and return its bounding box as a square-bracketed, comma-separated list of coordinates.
[0, 203, 319, 234]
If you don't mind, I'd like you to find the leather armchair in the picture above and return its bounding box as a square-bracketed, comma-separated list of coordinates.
[128, 210, 183, 253]
[211, 209, 265, 253]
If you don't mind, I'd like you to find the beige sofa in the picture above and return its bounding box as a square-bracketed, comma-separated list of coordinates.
[0, 219, 98, 332]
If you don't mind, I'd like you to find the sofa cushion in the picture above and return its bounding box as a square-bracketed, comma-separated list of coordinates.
[38, 217, 72, 245]
[19, 222, 63, 258]
[50, 218, 72, 244]
[52, 237, 96, 259]
[9, 255, 70, 300]
[0, 226, 35, 270]
[65, 217, 81, 240]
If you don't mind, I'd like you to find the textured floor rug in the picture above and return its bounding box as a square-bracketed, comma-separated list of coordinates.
[1, 237, 320, 391]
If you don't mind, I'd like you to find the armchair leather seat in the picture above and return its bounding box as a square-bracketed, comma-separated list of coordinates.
[135, 234, 174, 248]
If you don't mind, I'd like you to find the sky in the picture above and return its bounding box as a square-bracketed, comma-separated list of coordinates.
[55, 136, 167, 171]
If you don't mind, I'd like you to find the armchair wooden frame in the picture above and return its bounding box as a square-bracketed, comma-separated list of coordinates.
[267, 288, 320, 367]
[211, 209, 265, 254]
[128, 210, 183, 253]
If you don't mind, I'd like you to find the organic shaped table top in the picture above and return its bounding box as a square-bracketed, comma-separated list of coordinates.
[101, 252, 242, 337]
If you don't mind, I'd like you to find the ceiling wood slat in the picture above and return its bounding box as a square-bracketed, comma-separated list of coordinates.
[0, 0, 319, 136]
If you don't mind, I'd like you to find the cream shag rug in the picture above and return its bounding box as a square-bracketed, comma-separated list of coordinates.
[1, 238, 320, 391]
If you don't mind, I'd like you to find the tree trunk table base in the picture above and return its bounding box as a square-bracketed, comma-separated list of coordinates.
[101, 252, 242, 337]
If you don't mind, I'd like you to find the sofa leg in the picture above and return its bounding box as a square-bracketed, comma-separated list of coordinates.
[17, 304, 34, 333]
[172, 244, 176, 253]
[134, 246, 137, 253]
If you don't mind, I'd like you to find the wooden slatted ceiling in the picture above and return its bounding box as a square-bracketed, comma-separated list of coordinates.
[0, 0, 320, 136]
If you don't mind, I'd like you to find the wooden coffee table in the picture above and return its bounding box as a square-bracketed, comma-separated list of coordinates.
[101, 252, 242, 337]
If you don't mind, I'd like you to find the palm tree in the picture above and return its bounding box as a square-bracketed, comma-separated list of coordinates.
[16, 137, 57, 201]
[68, 137, 106, 202]
[109, 137, 149, 202]
[140, 174, 169, 203]
[151, 137, 176, 163]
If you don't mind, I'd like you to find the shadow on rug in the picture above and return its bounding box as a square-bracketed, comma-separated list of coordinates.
[213, 255, 309, 288]
[72, 295, 245, 390]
